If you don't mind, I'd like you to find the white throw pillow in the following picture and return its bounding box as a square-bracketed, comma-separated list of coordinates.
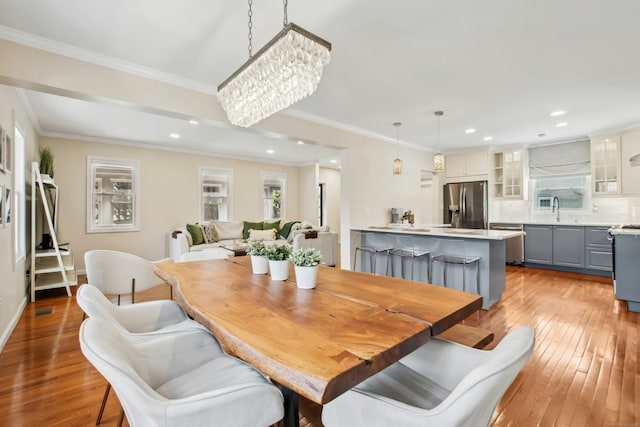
[213, 220, 244, 241]
[248, 229, 277, 241]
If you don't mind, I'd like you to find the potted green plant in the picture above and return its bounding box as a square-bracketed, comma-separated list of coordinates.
[290, 247, 322, 289]
[39, 147, 55, 179]
[247, 240, 269, 274]
[265, 244, 292, 281]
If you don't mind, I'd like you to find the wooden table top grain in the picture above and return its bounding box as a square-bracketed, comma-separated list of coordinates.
[155, 258, 481, 405]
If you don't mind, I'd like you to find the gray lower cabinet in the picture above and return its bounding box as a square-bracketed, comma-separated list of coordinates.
[585, 226, 613, 271]
[524, 225, 553, 264]
[525, 225, 610, 273]
[553, 226, 585, 268]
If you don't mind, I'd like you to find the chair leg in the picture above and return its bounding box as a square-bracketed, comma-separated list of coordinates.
[475, 261, 480, 295]
[96, 383, 111, 425]
[131, 278, 136, 304]
[443, 262, 447, 287]
[371, 251, 377, 274]
[353, 249, 359, 273]
[409, 256, 415, 280]
[462, 264, 467, 292]
[429, 260, 433, 285]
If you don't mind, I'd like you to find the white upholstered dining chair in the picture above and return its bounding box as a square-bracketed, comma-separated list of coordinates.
[84, 249, 173, 304]
[79, 317, 284, 427]
[322, 326, 535, 427]
[76, 283, 207, 426]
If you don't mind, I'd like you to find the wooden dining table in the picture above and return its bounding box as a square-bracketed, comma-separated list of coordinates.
[155, 257, 482, 427]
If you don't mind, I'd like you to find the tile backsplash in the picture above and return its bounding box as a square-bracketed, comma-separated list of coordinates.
[489, 195, 640, 225]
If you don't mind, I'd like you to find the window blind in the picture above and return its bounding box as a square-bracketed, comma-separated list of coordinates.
[528, 139, 591, 178]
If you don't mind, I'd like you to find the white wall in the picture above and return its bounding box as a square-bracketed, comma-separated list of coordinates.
[298, 164, 319, 225]
[41, 137, 302, 271]
[0, 86, 39, 351]
[340, 138, 434, 268]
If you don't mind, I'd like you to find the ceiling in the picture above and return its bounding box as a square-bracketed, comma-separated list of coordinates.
[2, 0, 640, 167]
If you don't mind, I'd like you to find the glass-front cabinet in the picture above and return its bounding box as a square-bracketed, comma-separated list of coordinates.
[493, 149, 524, 198]
[591, 134, 620, 194]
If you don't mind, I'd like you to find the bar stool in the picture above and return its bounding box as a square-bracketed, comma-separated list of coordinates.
[389, 248, 431, 282]
[430, 242, 480, 294]
[353, 233, 392, 275]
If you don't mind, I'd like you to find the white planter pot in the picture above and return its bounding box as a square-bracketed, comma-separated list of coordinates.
[268, 260, 290, 281]
[294, 265, 318, 289]
[251, 255, 269, 274]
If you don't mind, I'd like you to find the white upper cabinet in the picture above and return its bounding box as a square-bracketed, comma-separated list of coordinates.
[445, 149, 488, 181]
[591, 134, 621, 195]
[492, 148, 525, 198]
[621, 129, 640, 194]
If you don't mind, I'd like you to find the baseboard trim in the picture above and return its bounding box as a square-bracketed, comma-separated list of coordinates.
[0, 295, 28, 353]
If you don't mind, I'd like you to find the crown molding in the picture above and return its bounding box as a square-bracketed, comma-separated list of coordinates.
[0, 25, 217, 95]
[14, 88, 43, 134]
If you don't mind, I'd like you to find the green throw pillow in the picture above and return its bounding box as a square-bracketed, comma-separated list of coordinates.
[279, 220, 300, 239]
[186, 223, 205, 246]
[243, 221, 264, 240]
[263, 220, 281, 236]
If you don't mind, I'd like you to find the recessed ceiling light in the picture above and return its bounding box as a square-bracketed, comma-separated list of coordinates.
[330, 159, 337, 164]
[266, 149, 275, 154]
[550, 110, 566, 117]
[555, 122, 568, 127]
[465, 128, 476, 134]
[297, 140, 304, 145]
[483, 136, 493, 141]
[169, 133, 180, 139]
[189, 119, 199, 125]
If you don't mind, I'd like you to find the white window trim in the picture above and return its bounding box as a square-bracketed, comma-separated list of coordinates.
[199, 167, 233, 222]
[261, 171, 286, 221]
[86, 156, 140, 233]
[530, 175, 592, 216]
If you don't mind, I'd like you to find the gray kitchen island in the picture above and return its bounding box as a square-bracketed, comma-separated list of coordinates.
[351, 226, 524, 310]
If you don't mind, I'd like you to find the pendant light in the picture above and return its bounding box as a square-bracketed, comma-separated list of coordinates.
[433, 111, 445, 172]
[393, 122, 402, 175]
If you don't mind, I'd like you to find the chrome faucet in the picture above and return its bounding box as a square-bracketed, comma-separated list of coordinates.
[552, 196, 560, 222]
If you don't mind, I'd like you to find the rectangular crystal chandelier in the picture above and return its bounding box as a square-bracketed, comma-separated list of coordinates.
[217, 23, 331, 128]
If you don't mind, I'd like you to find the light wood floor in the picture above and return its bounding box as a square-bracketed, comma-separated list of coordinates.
[0, 266, 637, 426]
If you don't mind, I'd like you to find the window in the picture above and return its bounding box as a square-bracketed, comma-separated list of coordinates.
[533, 176, 591, 211]
[14, 125, 25, 262]
[200, 168, 232, 221]
[262, 172, 285, 221]
[87, 157, 139, 233]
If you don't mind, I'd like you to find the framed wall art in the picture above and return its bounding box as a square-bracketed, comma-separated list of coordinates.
[0, 126, 5, 173]
[3, 129, 11, 174]
[0, 184, 4, 227]
[4, 186, 11, 225]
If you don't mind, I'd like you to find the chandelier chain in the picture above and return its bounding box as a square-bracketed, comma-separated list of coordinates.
[283, 0, 288, 26]
[394, 122, 401, 157]
[247, 0, 253, 57]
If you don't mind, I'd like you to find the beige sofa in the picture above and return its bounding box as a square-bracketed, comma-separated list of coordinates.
[167, 220, 339, 266]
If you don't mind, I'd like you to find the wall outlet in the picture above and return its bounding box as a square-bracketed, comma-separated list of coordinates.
[363, 206, 371, 215]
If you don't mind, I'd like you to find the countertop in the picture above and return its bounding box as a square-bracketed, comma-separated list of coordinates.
[609, 227, 640, 236]
[490, 220, 619, 227]
[352, 226, 524, 241]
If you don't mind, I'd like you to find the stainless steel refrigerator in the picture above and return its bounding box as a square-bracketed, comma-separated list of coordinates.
[443, 181, 488, 229]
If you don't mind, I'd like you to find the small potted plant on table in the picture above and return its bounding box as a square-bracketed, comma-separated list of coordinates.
[247, 240, 269, 274]
[265, 244, 292, 281]
[290, 247, 322, 289]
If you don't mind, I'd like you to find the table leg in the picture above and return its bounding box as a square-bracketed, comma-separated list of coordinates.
[281, 386, 299, 427]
